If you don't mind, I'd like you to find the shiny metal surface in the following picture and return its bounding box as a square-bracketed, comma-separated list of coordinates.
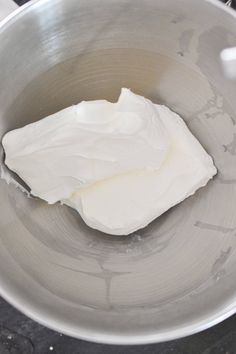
[221, 46, 236, 78]
[0, 0, 236, 345]
[0, 0, 17, 20]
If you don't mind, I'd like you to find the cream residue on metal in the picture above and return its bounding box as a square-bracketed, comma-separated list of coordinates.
[2, 89, 217, 235]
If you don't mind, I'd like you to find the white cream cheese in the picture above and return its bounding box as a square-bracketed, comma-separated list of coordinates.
[2, 88, 217, 235]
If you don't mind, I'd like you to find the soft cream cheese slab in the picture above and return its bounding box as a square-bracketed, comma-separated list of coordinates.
[2, 88, 217, 235]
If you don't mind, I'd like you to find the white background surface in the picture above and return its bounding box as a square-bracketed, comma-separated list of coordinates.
[0, 0, 17, 21]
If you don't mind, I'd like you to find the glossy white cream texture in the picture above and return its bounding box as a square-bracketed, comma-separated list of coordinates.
[3, 89, 217, 235]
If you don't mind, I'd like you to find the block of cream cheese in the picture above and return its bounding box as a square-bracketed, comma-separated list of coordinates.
[2, 88, 217, 235]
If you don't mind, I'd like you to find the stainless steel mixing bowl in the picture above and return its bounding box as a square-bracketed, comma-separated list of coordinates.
[0, 0, 236, 344]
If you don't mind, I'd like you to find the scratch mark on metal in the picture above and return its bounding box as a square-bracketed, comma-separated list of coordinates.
[195, 221, 236, 234]
[223, 133, 236, 155]
[212, 247, 232, 275]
